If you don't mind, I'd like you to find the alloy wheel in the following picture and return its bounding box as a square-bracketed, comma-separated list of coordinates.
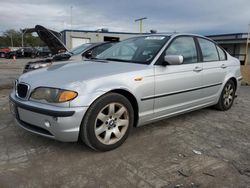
[223, 83, 234, 107]
[94, 102, 129, 145]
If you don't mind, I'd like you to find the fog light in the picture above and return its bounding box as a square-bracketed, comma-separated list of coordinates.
[44, 120, 51, 128]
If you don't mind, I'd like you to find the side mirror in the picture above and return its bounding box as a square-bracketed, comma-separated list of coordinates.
[84, 51, 92, 59]
[163, 55, 184, 65]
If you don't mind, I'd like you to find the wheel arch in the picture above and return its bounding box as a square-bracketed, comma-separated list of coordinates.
[229, 77, 237, 90]
[78, 87, 139, 131]
[78, 88, 140, 148]
[108, 89, 139, 127]
[223, 74, 238, 90]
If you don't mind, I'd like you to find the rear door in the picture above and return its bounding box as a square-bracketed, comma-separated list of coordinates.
[153, 36, 204, 118]
[196, 37, 227, 102]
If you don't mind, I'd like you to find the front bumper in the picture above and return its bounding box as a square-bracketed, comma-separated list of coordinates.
[9, 92, 88, 142]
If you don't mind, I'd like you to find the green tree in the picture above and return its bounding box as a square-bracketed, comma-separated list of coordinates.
[24, 32, 44, 47]
[0, 29, 46, 47]
[0, 29, 22, 47]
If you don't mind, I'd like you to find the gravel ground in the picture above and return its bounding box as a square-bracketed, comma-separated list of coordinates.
[0, 58, 41, 89]
[0, 59, 250, 187]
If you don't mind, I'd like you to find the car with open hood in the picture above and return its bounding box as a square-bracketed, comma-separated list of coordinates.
[9, 33, 242, 151]
[23, 25, 115, 73]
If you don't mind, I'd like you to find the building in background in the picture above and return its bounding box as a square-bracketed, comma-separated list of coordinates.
[207, 33, 249, 65]
[61, 29, 142, 49]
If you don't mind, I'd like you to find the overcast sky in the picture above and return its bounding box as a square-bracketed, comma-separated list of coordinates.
[1, 0, 250, 35]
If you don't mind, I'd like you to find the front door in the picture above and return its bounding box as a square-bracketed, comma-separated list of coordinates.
[153, 36, 204, 119]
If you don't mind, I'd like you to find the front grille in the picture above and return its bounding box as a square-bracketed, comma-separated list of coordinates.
[16, 83, 29, 98]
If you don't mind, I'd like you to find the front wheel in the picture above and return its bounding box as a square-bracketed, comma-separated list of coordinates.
[80, 93, 134, 151]
[215, 80, 236, 111]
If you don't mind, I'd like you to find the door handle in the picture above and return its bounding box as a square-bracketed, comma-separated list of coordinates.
[221, 64, 227, 69]
[193, 66, 203, 72]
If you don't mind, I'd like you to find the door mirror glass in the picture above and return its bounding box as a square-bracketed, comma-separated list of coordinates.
[164, 55, 183, 65]
[84, 51, 92, 59]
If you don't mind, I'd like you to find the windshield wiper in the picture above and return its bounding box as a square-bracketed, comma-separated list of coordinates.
[105, 58, 145, 64]
[105, 58, 132, 62]
[86, 57, 108, 63]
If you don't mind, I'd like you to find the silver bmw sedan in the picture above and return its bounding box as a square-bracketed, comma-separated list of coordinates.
[9, 34, 242, 151]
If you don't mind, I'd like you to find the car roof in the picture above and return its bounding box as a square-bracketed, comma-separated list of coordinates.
[130, 33, 210, 40]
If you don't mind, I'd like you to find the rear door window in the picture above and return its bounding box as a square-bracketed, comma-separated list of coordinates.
[198, 38, 219, 62]
[217, 46, 226, 61]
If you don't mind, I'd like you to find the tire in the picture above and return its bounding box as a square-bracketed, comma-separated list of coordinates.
[80, 93, 134, 151]
[215, 79, 236, 111]
[0, 52, 5, 58]
[6, 54, 11, 59]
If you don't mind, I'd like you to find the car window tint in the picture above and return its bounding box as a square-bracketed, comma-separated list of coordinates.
[109, 44, 137, 60]
[91, 43, 113, 57]
[198, 38, 219, 61]
[69, 43, 92, 55]
[165, 37, 197, 64]
[217, 46, 226, 61]
[97, 36, 169, 64]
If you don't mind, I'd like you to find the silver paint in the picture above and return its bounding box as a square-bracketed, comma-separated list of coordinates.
[10, 33, 241, 142]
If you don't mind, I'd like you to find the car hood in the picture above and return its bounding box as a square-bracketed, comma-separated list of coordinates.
[19, 60, 149, 90]
[52, 51, 72, 61]
[26, 58, 53, 65]
[34, 25, 68, 55]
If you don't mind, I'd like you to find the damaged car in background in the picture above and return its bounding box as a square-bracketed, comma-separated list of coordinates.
[23, 25, 115, 73]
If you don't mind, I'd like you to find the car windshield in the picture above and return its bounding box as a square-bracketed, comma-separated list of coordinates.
[69, 43, 92, 55]
[96, 36, 169, 64]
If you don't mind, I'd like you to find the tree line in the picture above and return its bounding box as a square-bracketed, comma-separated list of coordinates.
[0, 29, 46, 48]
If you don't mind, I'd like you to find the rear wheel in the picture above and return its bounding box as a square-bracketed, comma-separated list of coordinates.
[80, 93, 134, 151]
[215, 80, 236, 111]
[0, 52, 5, 58]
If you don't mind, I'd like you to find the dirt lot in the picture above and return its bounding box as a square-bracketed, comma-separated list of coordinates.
[0, 59, 250, 188]
[0, 58, 28, 89]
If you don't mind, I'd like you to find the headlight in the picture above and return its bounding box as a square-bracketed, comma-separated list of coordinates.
[29, 63, 51, 69]
[30, 87, 78, 103]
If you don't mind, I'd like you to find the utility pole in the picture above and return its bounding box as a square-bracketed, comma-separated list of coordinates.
[70, 6, 73, 31]
[245, 22, 250, 66]
[21, 29, 27, 47]
[70, 6, 73, 48]
[10, 33, 13, 47]
[135, 17, 147, 34]
[22, 32, 24, 47]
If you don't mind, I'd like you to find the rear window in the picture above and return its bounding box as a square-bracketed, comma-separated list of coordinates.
[198, 38, 219, 62]
[217, 46, 226, 61]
